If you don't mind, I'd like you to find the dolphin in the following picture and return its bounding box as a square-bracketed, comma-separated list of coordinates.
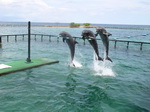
[59, 31, 78, 66]
[95, 26, 112, 62]
[81, 30, 103, 61]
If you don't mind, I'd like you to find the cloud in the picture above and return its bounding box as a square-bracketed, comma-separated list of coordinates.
[0, 0, 76, 22]
[0, 0, 53, 21]
[0, 0, 150, 24]
[0, 0, 16, 4]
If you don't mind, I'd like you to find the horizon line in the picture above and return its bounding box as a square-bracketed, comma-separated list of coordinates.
[0, 21, 150, 26]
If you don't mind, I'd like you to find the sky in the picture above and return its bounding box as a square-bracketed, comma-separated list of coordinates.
[0, 0, 150, 25]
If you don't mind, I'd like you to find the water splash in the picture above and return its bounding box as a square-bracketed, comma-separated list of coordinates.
[70, 60, 83, 68]
[69, 45, 83, 68]
[93, 54, 115, 77]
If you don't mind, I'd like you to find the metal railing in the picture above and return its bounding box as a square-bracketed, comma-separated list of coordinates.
[0, 34, 150, 50]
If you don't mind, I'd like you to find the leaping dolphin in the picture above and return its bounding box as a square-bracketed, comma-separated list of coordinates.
[81, 30, 103, 61]
[59, 31, 78, 66]
[95, 26, 112, 62]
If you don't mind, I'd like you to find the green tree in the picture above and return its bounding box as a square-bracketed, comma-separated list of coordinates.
[70, 22, 75, 27]
[70, 22, 80, 27]
[83, 23, 91, 26]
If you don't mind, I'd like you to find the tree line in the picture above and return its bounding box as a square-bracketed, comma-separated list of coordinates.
[70, 22, 91, 27]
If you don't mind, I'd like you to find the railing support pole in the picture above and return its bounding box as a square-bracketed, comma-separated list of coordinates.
[57, 36, 59, 42]
[114, 41, 117, 48]
[41, 35, 43, 42]
[49, 36, 51, 42]
[23, 35, 24, 41]
[0, 36, 2, 47]
[127, 41, 129, 49]
[140, 43, 143, 50]
[15, 35, 17, 42]
[35, 34, 37, 41]
[7, 36, 9, 42]
[26, 21, 31, 63]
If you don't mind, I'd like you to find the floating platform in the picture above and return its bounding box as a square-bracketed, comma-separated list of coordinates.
[0, 58, 59, 76]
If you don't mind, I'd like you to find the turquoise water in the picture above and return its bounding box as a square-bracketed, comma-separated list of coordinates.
[0, 23, 150, 112]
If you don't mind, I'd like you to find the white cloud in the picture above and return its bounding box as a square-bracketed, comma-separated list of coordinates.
[0, 0, 16, 4]
[0, 0, 150, 24]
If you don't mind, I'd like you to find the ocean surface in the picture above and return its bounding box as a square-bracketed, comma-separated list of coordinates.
[0, 22, 150, 112]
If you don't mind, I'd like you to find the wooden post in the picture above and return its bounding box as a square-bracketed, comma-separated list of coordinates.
[7, 35, 9, 42]
[0, 36, 2, 47]
[22, 35, 24, 41]
[57, 36, 59, 42]
[35, 34, 37, 41]
[127, 41, 129, 49]
[41, 35, 43, 42]
[114, 41, 117, 48]
[140, 43, 143, 50]
[83, 40, 85, 45]
[49, 35, 51, 42]
[15, 35, 17, 42]
[26, 21, 31, 63]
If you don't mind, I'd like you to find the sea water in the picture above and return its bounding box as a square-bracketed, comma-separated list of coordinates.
[0, 22, 150, 112]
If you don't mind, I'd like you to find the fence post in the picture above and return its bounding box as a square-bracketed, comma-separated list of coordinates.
[41, 35, 43, 42]
[15, 35, 17, 42]
[140, 43, 143, 50]
[26, 21, 31, 63]
[83, 40, 85, 45]
[35, 34, 37, 41]
[0, 36, 2, 47]
[22, 35, 24, 41]
[114, 41, 117, 48]
[127, 41, 129, 49]
[49, 35, 51, 42]
[7, 35, 9, 42]
[57, 36, 59, 42]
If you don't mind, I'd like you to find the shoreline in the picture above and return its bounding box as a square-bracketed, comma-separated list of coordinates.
[44, 25, 97, 28]
[43, 25, 150, 30]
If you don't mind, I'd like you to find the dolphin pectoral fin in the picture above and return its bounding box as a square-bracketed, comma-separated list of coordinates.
[103, 32, 112, 36]
[106, 57, 113, 62]
[75, 41, 78, 44]
[82, 36, 85, 40]
[103, 32, 108, 36]
[95, 33, 98, 37]
[89, 36, 95, 40]
[63, 38, 66, 42]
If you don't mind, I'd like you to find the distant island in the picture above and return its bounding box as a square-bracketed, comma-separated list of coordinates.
[42, 22, 150, 30]
[44, 22, 97, 28]
[44, 25, 96, 28]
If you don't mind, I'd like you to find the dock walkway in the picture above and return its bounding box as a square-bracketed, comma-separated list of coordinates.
[0, 34, 150, 50]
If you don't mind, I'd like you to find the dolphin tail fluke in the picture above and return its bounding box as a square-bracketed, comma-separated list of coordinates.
[106, 57, 113, 62]
[70, 62, 76, 67]
[73, 63, 75, 67]
[97, 56, 103, 61]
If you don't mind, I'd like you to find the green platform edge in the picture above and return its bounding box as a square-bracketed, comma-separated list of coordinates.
[0, 58, 59, 76]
